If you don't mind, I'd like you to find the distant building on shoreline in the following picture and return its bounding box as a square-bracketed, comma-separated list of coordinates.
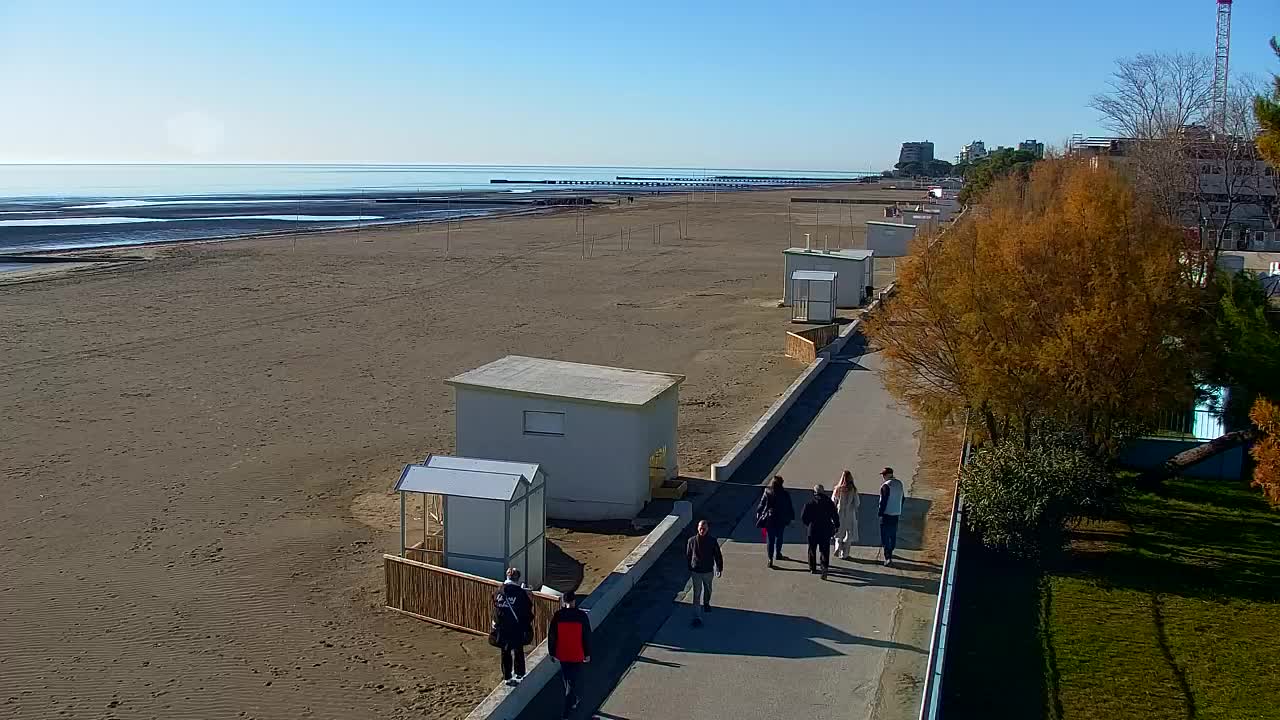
[1018, 139, 1045, 158]
[958, 140, 987, 163]
[898, 141, 935, 167]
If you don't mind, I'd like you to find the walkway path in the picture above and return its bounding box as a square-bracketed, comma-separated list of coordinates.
[516, 335, 939, 720]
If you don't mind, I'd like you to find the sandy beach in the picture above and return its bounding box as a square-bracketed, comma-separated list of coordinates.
[0, 184, 924, 719]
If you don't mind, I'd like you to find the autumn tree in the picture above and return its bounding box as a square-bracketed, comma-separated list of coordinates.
[865, 158, 1198, 456]
[1250, 398, 1280, 506]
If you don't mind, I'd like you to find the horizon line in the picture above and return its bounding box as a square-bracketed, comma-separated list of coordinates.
[0, 161, 884, 174]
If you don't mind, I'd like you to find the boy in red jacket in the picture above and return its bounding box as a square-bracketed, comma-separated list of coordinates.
[548, 591, 591, 717]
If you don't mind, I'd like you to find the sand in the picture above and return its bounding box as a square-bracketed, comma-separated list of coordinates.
[0, 184, 926, 719]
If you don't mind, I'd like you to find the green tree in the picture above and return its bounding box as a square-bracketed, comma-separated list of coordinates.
[894, 160, 924, 177]
[956, 149, 1039, 204]
[1255, 37, 1280, 167]
[927, 159, 954, 177]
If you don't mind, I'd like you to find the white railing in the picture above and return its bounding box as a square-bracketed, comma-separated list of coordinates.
[918, 429, 972, 720]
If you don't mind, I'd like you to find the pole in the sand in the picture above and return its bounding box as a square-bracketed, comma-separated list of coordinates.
[684, 192, 690, 239]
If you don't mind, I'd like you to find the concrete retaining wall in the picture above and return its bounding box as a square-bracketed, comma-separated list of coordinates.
[1120, 437, 1245, 480]
[464, 500, 693, 720]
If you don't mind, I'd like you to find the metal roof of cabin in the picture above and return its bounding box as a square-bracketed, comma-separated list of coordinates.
[865, 221, 918, 229]
[394, 456, 542, 501]
[446, 355, 684, 407]
[783, 247, 874, 260]
[791, 269, 838, 281]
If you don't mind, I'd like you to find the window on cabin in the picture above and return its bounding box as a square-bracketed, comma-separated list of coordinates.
[522, 411, 565, 436]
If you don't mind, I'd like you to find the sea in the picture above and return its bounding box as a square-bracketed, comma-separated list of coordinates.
[0, 164, 870, 255]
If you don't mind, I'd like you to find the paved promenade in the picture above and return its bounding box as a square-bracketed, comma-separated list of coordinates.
[517, 335, 937, 720]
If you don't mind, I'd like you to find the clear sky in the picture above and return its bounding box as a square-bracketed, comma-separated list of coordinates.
[1, 0, 1276, 170]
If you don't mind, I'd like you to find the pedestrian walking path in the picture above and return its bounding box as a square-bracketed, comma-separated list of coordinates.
[594, 342, 933, 720]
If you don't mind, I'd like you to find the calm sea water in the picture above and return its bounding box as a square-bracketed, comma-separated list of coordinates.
[0, 164, 866, 200]
[0, 164, 868, 255]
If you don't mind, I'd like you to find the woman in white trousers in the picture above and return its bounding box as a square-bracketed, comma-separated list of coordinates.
[831, 470, 859, 559]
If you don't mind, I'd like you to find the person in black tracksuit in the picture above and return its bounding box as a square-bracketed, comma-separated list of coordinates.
[801, 485, 840, 579]
[493, 567, 534, 685]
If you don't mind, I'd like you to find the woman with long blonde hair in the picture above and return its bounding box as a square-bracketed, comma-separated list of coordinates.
[831, 470, 859, 559]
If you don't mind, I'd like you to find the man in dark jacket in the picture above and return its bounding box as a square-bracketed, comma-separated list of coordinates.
[493, 567, 534, 685]
[548, 591, 591, 717]
[801, 485, 840, 579]
[685, 520, 724, 627]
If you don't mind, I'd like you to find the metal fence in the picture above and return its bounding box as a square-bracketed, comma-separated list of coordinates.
[918, 429, 972, 720]
[1151, 407, 1226, 441]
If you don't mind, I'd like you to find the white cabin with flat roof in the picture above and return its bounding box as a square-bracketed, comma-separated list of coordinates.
[447, 356, 684, 521]
[782, 247, 874, 308]
[866, 221, 918, 258]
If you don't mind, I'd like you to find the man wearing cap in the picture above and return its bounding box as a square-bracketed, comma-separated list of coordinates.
[548, 591, 592, 717]
[878, 467, 904, 566]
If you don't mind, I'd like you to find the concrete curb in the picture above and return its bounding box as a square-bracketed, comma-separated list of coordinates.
[709, 356, 830, 483]
[464, 500, 694, 720]
[710, 283, 896, 483]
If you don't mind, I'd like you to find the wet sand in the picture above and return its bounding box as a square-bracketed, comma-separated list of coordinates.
[0, 184, 925, 719]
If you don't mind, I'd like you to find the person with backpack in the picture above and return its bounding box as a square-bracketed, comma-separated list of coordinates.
[801, 484, 840, 579]
[548, 591, 591, 717]
[490, 567, 534, 686]
[756, 475, 795, 569]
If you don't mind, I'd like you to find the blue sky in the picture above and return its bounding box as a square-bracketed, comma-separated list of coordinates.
[1, 1, 1276, 170]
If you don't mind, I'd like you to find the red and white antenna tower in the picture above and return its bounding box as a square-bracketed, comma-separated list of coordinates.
[1212, 0, 1233, 131]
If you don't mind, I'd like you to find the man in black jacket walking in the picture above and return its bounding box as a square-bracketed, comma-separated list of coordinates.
[685, 520, 724, 627]
[801, 485, 840, 579]
[493, 567, 534, 685]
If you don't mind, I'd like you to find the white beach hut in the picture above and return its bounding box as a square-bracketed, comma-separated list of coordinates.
[782, 246, 874, 308]
[448, 356, 684, 521]
[790, 270, 837, 324]
[395, 455, 546, 587]
[865, 220, 918, 258]
[394, 456, 545, 586]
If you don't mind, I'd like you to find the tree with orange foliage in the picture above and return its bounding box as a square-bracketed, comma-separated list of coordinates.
[865, 158, 1198, 457]
[1250, 398, 1280, 506]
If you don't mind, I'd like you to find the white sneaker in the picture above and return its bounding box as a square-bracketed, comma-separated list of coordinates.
[513, 674, 524, 683]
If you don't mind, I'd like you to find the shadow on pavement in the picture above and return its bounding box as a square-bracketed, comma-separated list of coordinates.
[646, 606, 923, 658]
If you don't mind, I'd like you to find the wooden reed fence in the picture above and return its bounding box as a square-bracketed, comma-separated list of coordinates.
[384, 554, 559, 643]
[404, 536, 444, 565]
[785, 323, 840, 362]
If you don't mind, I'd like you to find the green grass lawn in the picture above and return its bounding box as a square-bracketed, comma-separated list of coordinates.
[943, 477, 1280, 720]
